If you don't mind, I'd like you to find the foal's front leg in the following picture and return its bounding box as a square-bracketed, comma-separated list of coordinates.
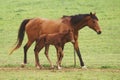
[45, 45, 54, 68]
[56, 46, 63, 69]
[59, 50, 64, 67]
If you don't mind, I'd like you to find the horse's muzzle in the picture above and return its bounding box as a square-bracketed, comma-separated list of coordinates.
[97, 31, 102, 34]
[71, 40, 75, 43]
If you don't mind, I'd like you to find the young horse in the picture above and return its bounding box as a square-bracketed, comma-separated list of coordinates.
[10, 12, 101, 69]
[34, 30, 74, 69]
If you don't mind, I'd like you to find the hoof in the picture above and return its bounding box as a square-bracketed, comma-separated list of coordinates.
[58, 66, 62, 70]
[82, 66, 87, 69]
[36, 65, 43, 69]
[21, 63, 26, 68]
[50, 65, 54, 69]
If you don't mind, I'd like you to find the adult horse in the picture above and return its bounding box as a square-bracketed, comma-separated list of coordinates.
[10, 12, 101, 69]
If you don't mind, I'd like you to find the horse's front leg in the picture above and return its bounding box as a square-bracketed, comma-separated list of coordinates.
[73, 40, 87, 69]
[45, 45, 54, 68]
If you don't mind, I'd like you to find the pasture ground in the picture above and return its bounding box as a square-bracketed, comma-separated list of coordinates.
[0, 0, 120, 80]
[0, 67, 120, 80]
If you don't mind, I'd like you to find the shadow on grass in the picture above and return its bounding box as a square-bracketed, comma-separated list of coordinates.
[100, 65, 113, 69]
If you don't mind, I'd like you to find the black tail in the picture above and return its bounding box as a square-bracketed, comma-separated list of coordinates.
[9, 19, 30, 54]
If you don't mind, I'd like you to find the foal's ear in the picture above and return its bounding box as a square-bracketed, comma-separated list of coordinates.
[90, 12, 96, 16]
[90, 12, 93, 16]
[94, 12, 96, 15]
[62, 15, 68, 18]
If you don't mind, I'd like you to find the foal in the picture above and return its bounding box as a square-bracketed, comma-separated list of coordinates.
[34, 30, 75, 69]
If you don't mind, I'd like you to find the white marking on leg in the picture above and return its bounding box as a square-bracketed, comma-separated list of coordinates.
[82, 66, 87, 69]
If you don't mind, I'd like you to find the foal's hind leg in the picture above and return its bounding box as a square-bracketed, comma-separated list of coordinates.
[34, 43, 44, 69]
[21, 41, 33, 67]
[45, 45, 54, 68]
[34, 49, 42, 69]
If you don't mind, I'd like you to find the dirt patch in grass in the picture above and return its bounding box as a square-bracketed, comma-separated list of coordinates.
[0, 67, 119, 73]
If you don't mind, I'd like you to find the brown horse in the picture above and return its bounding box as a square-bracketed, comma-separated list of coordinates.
[34, 30, 74, 69]
[10, 12, 101, 69]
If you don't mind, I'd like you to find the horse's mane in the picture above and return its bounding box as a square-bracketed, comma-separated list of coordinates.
[62, 14, 98, 26]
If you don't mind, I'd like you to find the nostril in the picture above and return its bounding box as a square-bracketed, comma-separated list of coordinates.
[97, 31, 102, 34]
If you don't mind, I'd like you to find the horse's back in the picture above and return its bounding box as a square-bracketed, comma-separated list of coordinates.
[40, 19, 62, 33]
[26, 18, 61, 32]
[25, 17, 70, 41]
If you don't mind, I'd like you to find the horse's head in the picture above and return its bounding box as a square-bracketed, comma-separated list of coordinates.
[61, 12, 102, 35]
[87, 12, 102, 34]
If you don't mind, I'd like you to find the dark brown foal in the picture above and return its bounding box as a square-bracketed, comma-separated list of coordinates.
[34, 30, 74, 69]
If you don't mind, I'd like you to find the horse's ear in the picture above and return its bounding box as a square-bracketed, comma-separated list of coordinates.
[90, 12, 93, 16]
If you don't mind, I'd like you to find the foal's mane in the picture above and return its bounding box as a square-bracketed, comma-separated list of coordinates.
[62, 13, 98, 26]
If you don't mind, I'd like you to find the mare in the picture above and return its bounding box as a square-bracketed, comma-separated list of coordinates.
[34, 30, 74, 69]
[10, 12, 101, 69]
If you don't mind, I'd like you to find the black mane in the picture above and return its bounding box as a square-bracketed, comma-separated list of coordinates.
[68, 14, 98, 26]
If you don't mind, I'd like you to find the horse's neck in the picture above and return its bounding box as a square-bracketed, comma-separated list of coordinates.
[74, 19, 88, 31]
[73, 24, 85, 31]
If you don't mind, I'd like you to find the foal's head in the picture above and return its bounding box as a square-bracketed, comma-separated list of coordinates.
[61, 30, 75, 43]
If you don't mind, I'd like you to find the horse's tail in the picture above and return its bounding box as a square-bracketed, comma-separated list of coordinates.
[9, 19, 30, 55]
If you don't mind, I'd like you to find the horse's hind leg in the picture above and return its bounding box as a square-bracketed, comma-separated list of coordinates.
[45, 45, 54, 68]
[21, 41, 33, 67]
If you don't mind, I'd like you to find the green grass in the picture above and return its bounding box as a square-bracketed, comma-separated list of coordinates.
[0, 0, 120, 80]
[0, 68, 120, 80]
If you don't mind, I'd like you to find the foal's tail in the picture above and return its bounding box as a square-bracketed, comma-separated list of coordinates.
[9, 19, 30, 55]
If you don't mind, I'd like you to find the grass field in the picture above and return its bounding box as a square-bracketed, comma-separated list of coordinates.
[0, 0, 120, 80]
